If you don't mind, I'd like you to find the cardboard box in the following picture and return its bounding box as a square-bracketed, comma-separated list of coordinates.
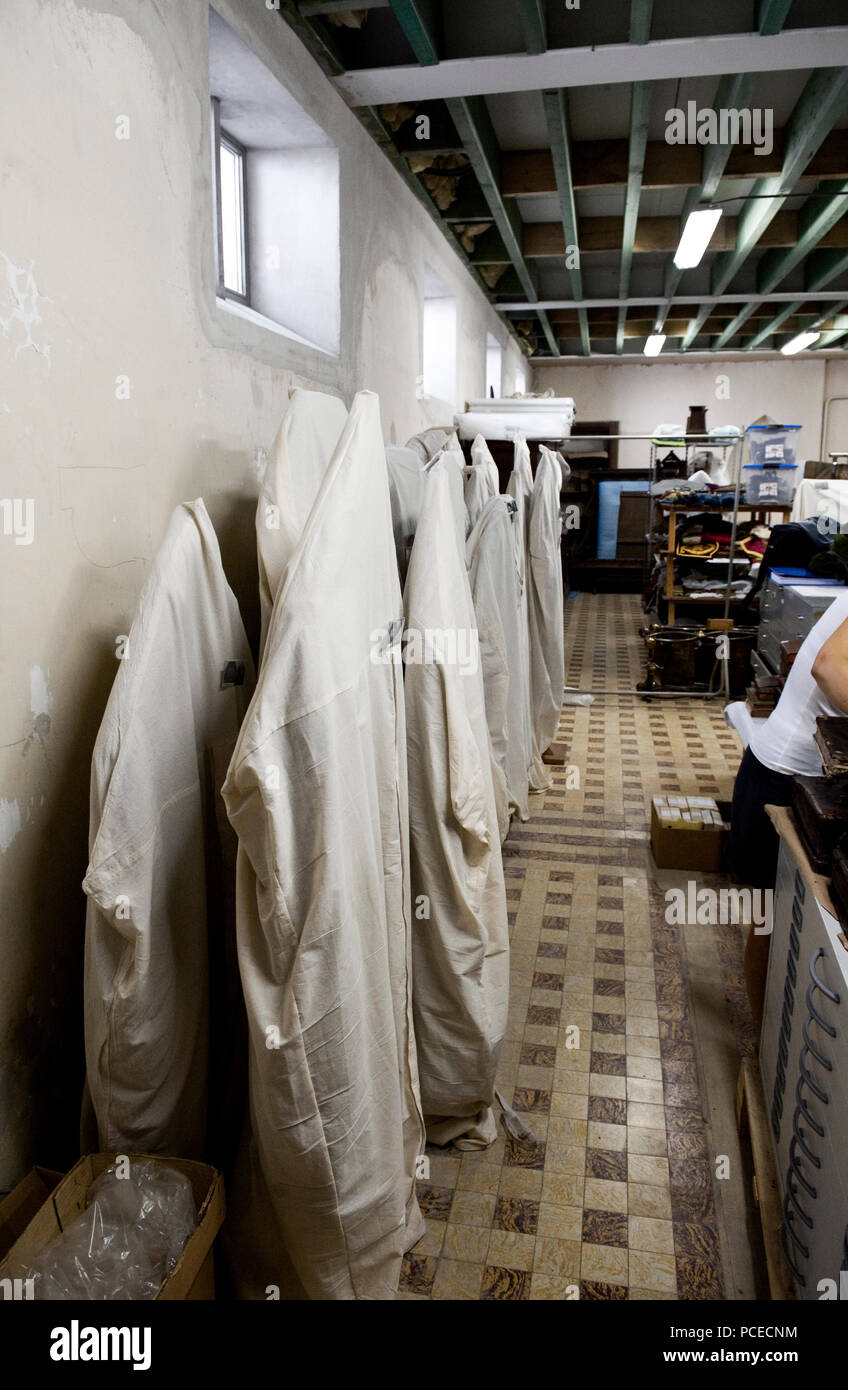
[650, 795, 730, 871]
[0, 1167, 64, 1262]
[0, 1154, 224, 1300]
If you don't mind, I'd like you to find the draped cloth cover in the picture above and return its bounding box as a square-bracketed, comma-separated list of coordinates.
[256, 388, 348, 662]
[82, 500, 254, 1159]
[466, 496, 530, 832]
[403, 463, 510, 1150]
[223, 390, 425, 1300]
[470, 434, 500, 499]
[506, 437, 548, 794]
[527, 446, 565, 781]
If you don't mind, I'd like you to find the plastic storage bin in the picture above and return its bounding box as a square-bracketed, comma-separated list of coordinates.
[746, 424, 801, 468]
[742, 462, 801, 505]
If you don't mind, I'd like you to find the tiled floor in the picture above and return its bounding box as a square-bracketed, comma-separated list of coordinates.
[398, 592, 756, 1301]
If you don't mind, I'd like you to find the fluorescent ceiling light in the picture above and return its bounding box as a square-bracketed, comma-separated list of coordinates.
[644, 333, 666, 356]
[781, 330, 821, 355]
[673, 206, 723, 270]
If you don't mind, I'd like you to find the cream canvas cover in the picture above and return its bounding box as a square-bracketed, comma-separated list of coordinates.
[463, 463, 491, 532]
[403, 463, 510, 1150]
[528, 446, 565, 781]
[82, 499, 254, 1159]
[470, 434, 500, 498]
[506, 440, 547, 794]
[223, 390, 425, 1300]
[467, 496, 530, 830]
[256, 388, 348, 660]
[386, 444, 425, 584]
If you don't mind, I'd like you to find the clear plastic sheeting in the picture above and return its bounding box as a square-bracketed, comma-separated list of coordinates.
[21, 1160, 196, 1300]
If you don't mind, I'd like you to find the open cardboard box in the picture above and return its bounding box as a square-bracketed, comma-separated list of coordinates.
[0, 1166, 64, 1262]
[0, 1153, 224, 1300]
[650, 795, 731, 872]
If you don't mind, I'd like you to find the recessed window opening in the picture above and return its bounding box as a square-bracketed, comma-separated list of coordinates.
[209, 7, 340, 356]
[515, 365, 528, 396]
[422, 266, 457, 405]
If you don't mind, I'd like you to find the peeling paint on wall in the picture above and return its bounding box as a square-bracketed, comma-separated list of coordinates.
[0, 252, 52, 364]
[28, 666, 52, 744]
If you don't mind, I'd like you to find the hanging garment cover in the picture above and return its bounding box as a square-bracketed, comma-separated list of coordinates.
[527, 446, 565, 784]
[256, 388, 348, 662]
[437, 444, 472, 546]
[82, 499, 255, 1159]
[405, 425, 452, 466]
[404, 463, 510, 1150]
[506, 440, 547, 794]
[223, 390, 425, 1301]
[386, 445, 425, 584]
[467, 496, 530, 830]
[470, 434, 500, 498]
[463, 464, 492, 532]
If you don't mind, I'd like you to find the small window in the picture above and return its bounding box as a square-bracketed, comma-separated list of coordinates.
[209, 8, 340, 355]
[422, 266, 457, 405]
[216, 124, 248, 302]
[486, 333, 502, 398]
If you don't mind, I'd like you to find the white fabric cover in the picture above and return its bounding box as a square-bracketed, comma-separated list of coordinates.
[83, 500, 254, 1158]
[256, 388, 348, 661]
[223, 390, 425, 1300]
[386, 444, 425, 584]
[467, 496, 530, 830]
[439, 445, 472, 544]
[463, 464, 492, 532]
[506, 438, 547, 794]
[470, 434, 500, 498]
[456, 405, 574, 442]
[527, 446, 565, 783]
[403, 463, 510, 1150]
[791, 478, 848, 526]
[405, 426, 452, 465]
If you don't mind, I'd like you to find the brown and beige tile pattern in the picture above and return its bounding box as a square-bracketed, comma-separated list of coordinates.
[398, 593, 747, 1300]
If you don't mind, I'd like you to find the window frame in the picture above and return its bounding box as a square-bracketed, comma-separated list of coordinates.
[212, 97, 250, 306]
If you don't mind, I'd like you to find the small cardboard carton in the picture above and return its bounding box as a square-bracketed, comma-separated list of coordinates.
[650, 794, 730, 871]
[0, 1167, 64, 1263]
[0, 1154, 224, 1300]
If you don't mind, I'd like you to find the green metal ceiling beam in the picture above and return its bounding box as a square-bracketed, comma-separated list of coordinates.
[445, 95, 558, 355]
[617, 80, 652, 353]
[682, 67, 848, 349]
[757, 0, 794, 36]
[388, 0, 440, 66]
[757, 180, 848, 290]
[660, 73, 754, 314]
[742, 300, 803, 350]
[543, 88, 589, 355]
[711, 180, 848, 349]
[518, 0, 547, 55]
[805, 247, 848, 290]
[630, 0, 653, 45]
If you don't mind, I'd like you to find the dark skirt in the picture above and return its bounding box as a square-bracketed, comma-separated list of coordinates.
[724, 745, 794, 888]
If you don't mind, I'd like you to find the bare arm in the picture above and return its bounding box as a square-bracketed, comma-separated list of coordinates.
[811, 615, 848, 714]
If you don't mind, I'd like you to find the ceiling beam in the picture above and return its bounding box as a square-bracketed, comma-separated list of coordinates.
[757, 179, 848, 290]
[742, 300, 804, 349]
[757, 0, 794, 36]
[444, 95, 558, 355]
[499, 292, 848, 309]
[630, 0, 653, 45]
[388, 0, 440, 66]
[657, 73, 754, 330]
[542, 88, 589, 355]
[498, 130, 848, 195]
[681, 67, 848, 349]
[713, 184, 848, 349]
[520, 208, 848, 256]
[617, 80, 652, 352]
[806, 247, 848, 288]
[518, 0, 547, 56]
[333, 28, 848, 106]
